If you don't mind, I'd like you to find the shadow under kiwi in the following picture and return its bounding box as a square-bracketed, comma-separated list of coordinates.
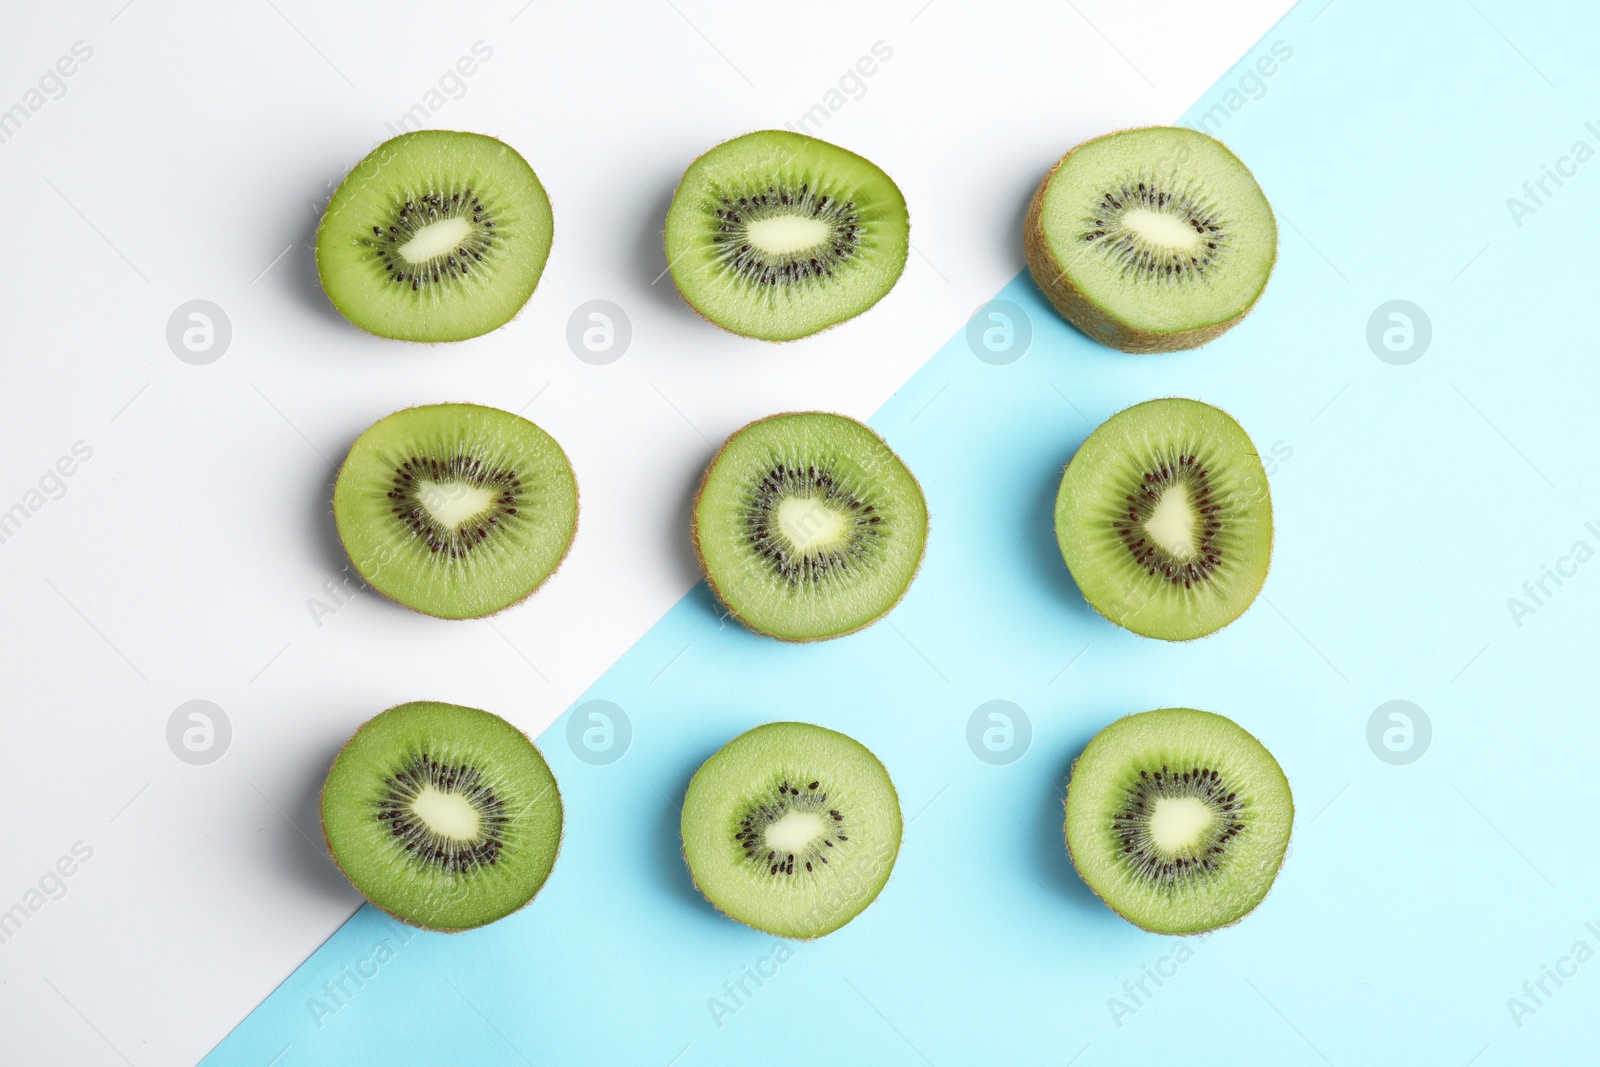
[283, 198, 355, 333]
[1029, 743, 1105, 916]
[631, 170, 691, 317]
[263, 731, 364, 906]
[1019, 443, 1099, 624]
[667, 438, 721, 599]
[647, 745, 725, 923]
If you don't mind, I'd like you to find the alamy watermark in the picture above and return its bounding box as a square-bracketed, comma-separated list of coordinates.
[167, 300, 232, 365]
[1505, 519, 1600, 629]
[1366, 700, 1430, 766]
[383, 41, 494, 137]
[1505, 120, 1600, 230]
[566, 700, 631, 765]
[566, 300, 632, 365]
[168, 700, 232, 765]
[308, 563, 369, 629]
[1367, 300, 1432, 365]
[966, 300, 1032, 365]
[1190, 40, 1293, 136]
[307, 920, 418, 1029]
[706, 940, 797, 1029]
[0, 840, 94, 947]
[966, 700, 1031, 765]
[1107, 932, 1214, 1028]
[0, 440, 94, 547]
[0, 40, 94, 147]
[1505, 920, 1600, 1029]
[785, 41, 894, 136]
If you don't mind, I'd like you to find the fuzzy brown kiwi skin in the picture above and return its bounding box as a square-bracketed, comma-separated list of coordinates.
[689, 411, 928, 642]
[1060, 715, 1293, 935]
[332, 404, 580, 621]
[1023, 128, 1277, 354]
[662, 132, 911, 342]
[318, 703, 565, 934]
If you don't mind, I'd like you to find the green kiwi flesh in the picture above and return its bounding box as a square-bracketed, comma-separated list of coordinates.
[1065, 708, 1292, 934]
[316, 130, 553, 342]
[1025, 127, 1276, 352]
[334, 403, 578, 620]
[1055, 398, 1271, 641]
[681, 722, 902, 939]
[664, 130, 909, 340]
[321, 701, 563, 932]
[692, 412, 927, 641]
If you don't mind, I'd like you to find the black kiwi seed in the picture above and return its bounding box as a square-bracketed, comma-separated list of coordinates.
[357, 184, 498, 290]
[709, 181, 862, 290]
[1109, 450, 1225, 588]
[1081, 176, 1227, 284]
[374, 753, 508, 874]
[732, 775, 846, 880]
[386, 452, 526, 559]
[742, 464, 882, 587]
[1109, 763, 1245, 889]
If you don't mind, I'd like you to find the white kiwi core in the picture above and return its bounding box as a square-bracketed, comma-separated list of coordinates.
[746, 215, 830, 256]
[409, 785, 482, 841]
[1148, 796, 1214, 852]
[1144, 485, 1199, 560]
[417, 480, 498, 529]
[763, 810, 827, 854]
[397, 217, 473, 264]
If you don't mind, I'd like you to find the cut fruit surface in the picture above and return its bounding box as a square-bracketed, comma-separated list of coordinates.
[681, 722, 901, 939]
[1055, 398, 1271, 641]
[665, 130, 908, 340]
[692, 412, 927, 641]
[316, 130, 553, 342]
[1065, 708, 1292, 935]
[321, 701, 563, 931]
[334, 403, 578, 619]
[1025, 126, 1276, 352]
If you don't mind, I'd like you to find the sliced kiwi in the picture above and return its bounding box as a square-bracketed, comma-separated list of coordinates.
[334, 403, 578, 620]
[1065, 708, 1292, 934]
[664, 130, 908, 341]
[1055, 398, 1271, 641]
[692, 412, 927, 641]
[1025, 126, 1276, 352]
[321, 701, 563, 931]
[316, 130, 553, 342]
[681, 722, 901, 939]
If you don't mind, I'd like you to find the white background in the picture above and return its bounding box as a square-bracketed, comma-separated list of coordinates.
[0, 1, 1292, 1062]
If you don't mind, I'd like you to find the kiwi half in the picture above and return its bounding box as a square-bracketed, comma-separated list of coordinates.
[664, 130, 908, 340]
[321, 701, 563, 932]
[334, 403, 578, 620]
[316, 130, 553, 342]
[681, 722, 901, 939]
[1065, 708, 1292, 934]
[1025, 127, 1276, 352]
[1055, 398, 1271, 641]
[692, 412, 927, 641]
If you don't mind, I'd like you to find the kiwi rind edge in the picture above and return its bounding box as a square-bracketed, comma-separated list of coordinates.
[1061, 709, 1294, 935]
[689, 411, 928, 642]
[1023, 127, 1277, 354]
[318, 701, 566, 934]
[332, 403, 581, 621]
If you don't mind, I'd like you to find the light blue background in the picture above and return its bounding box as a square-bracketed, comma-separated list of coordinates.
[204, 1, 1600, 1061]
